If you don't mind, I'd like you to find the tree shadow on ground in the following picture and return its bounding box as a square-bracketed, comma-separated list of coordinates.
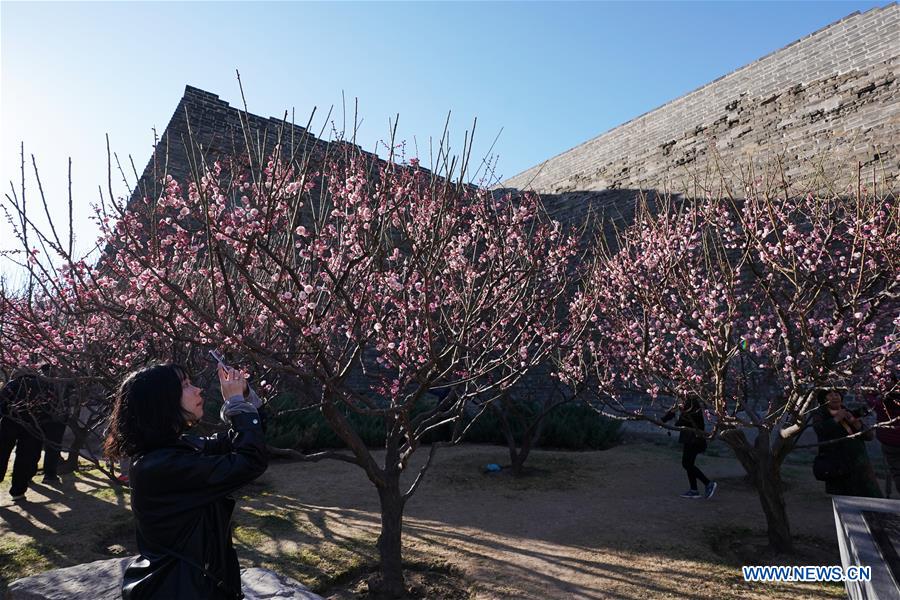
[0, 459, 135, 594]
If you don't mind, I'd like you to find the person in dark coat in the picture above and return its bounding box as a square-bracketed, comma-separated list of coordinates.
[812, 389, 882, 498]
[663, 395, 718, 499]
[870, 390, 900, 497]
[104, 362, 267, 600]
[37, 365, 69, 484]
[0, 368, 54, 501]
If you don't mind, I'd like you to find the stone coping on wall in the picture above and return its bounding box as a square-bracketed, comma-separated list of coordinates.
[833, 495, 900, 600]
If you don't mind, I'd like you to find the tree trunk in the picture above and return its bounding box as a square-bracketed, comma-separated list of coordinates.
[511, 424, 540, 477]
[721, 428, 794, 553]
[319, 397, 409, 597]
[375, 476, 406, 598]
[63, 425, 88, 472]
[510, 451, 525, 477]
[495, 396, 551, 477]
[754, 463, 793, 553]
[493, 401, 523, 476]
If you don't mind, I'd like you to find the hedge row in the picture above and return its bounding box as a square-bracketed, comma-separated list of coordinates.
[261, 395, 622, 452]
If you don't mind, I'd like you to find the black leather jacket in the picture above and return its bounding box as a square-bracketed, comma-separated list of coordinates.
[122, 412, 268, 600]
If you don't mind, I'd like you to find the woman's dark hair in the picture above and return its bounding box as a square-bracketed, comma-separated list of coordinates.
[103, 363, 190, 459]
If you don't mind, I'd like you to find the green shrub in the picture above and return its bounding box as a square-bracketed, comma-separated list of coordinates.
[459, 401, 621, 450]
[539, 403, 622, 450]
[264, 394, 385, 450]
[263, 392, 620, 452]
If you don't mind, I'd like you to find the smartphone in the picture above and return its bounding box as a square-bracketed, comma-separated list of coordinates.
[209, 349, 227, 368]
[209, 349, 259, 400]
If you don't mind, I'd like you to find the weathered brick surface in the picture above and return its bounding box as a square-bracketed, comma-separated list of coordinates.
[129, 85, 333, 207]
[502, 4, 900, 195]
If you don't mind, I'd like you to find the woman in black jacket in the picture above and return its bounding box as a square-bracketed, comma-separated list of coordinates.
[663, 395, 717, 499]
[812, 389, 882, 498]
[104, 361, 268, 600]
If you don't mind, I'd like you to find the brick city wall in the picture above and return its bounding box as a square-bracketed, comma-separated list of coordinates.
[129, 85, 334, 208]
[502, 4, 900, 196]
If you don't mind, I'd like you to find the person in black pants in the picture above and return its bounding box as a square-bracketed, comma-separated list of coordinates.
[0, 369, 52, 501]
[37, 366, 68, 484]
[40, 418, 66, 484]
[663, 395, 718, 499]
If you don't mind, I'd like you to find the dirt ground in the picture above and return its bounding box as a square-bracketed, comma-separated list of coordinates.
[0, 435, 853, 599]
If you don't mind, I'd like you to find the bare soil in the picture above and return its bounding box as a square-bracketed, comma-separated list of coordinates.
[0, 437, 850, 599]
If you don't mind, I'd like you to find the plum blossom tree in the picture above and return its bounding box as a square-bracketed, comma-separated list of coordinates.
[10, 119, 581, 595]
[738, 171, 898, 417]
[562, 171, 897, 553]
[0, 283, 132, 474]
[449, 206, 596, 477]
[488, 375, 582, 476]
[0, 155, 219, 477]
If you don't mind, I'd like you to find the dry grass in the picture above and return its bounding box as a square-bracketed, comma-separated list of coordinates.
[1, 438, 853, 598]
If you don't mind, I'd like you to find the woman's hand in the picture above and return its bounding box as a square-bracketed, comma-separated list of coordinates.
[218, 364, 248, 399]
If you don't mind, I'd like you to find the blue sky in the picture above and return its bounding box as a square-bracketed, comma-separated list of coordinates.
[0, 0, 888, 284]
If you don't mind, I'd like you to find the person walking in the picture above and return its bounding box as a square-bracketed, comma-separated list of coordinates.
[105, 361, 267, 599]
[663, 395, 718, 499]
[0, 368, 54, 501]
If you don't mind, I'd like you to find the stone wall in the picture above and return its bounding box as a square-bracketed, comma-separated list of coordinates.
[105, 86, 374, 270]
[502, 4, 900, 196]
[128, 85, 335, 210]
